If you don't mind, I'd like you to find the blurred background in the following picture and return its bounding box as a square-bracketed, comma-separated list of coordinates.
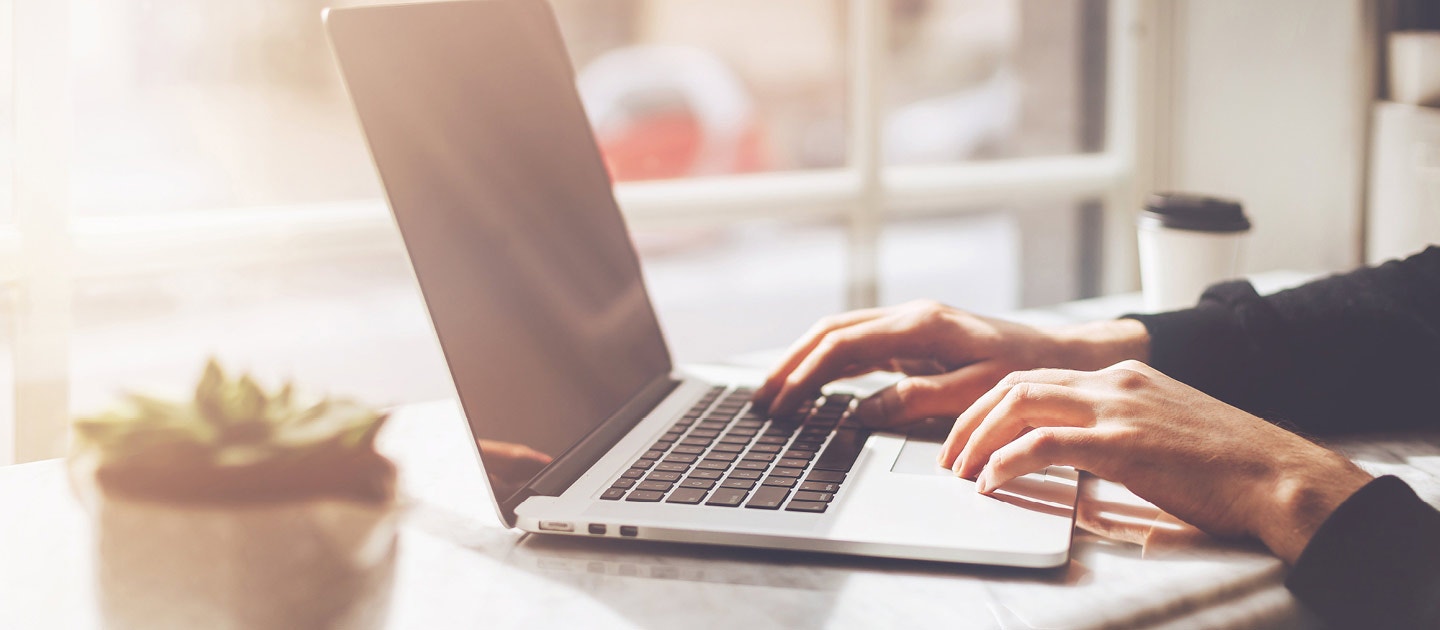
[0, 0, 1435, 463]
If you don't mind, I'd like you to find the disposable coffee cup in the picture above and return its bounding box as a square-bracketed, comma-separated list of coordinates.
[1137, 193, 1251, 312]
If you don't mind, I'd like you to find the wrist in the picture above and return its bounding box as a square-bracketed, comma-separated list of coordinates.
[1048, 319, 1151, 371]
[1252, 451, 1372, 564]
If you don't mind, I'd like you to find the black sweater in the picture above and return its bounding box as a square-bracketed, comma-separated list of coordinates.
[1129, 246, 1440, 628]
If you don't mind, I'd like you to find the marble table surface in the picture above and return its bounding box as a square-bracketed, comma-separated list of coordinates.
[6, 273, 1439, 629]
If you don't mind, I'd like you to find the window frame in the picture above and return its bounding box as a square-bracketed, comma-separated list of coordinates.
[2, 0, 1150, 464]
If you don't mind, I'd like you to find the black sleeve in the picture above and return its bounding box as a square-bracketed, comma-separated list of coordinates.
[1286, 475, 1440, 628]
[1125, 246, 1440, 435]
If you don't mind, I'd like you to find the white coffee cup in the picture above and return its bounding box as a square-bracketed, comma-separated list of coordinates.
[1137, 193, 1251, 312]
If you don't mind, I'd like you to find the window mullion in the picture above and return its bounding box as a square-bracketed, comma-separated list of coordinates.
[11, 0, 73, 464]
[845, 0, 886, 309]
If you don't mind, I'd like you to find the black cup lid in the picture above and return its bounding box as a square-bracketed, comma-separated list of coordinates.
[1141, 193, 1251, 233]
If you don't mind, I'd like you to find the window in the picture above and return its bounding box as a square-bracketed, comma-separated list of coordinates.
[1, 0, 1144, 464]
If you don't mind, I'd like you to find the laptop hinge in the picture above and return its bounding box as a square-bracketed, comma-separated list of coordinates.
[501, 374, 681, 524]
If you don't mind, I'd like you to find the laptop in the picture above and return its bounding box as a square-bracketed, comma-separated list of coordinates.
[324, 0, 1078, 568]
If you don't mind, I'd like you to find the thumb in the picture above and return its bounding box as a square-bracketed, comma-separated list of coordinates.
[853, 363, 1002, 428]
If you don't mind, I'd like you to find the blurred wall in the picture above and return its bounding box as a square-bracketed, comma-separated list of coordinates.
[1156, 0, 1374, 274]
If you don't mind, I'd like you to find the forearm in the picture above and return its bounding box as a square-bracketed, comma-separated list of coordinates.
[1248, 449, 1371, 564]
[1050, 318, 1151, 371]
[1126, 246, 1440, 434]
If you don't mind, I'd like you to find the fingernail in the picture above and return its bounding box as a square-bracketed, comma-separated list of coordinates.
[976, 470, 992, 494]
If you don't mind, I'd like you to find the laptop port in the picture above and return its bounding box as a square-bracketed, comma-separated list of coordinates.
[538, 521, 573, 532]
[619, 525, 638, 537]
[588, 524, 606, 535]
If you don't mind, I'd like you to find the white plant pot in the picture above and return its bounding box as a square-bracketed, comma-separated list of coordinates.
[71, 459, 400, 630]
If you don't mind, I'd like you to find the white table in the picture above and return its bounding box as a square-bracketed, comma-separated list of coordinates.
[7, 275, 1440, 629]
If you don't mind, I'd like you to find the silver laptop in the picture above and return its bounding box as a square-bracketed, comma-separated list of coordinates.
[325, 0, 1077, 568]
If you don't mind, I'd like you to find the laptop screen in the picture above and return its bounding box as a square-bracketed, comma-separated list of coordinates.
[327, 1, 672, 512]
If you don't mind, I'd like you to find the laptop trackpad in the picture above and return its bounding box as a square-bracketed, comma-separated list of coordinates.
[889, 421, 954, 476]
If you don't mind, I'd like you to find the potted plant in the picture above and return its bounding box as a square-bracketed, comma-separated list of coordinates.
[68, 359, 399, 630]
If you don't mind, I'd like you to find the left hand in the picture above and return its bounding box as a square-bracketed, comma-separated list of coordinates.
[939, 360, 1372, 563]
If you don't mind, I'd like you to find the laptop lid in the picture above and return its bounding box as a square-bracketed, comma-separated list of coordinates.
[325, 0, 674, 526]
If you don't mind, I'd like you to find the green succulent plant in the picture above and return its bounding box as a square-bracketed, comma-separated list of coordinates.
[72, 359, 394, 504]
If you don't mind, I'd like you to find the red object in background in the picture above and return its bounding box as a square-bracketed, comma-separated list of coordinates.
[596, 112, 767, 183]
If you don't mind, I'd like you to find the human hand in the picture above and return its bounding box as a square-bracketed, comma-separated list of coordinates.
[940, 360, 1373, 563]
[753, 301, 1151, 427]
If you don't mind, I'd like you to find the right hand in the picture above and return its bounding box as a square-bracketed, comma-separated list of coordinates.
[752, 300, 1151, 428]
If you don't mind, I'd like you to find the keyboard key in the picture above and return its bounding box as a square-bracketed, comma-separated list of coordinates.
[727, 427, 759, 437]
[626, 490, 666, 502]
[805, 471, 847, 483]
[646, 472, 682, 482]
[769, 467, 803, 478]
[680, 478, 717, 490]
[794, 491, 834, 503]
[777, 458, 811, 469]
[728, 469, 762, 480]
[762, 476, 798, 488]
[697, 420, 729, 430]
[785, 500, 828, 513]
[734, 460, 769, 471]
[741, 452, 776, 463]
[667, 487, 708, 504]
[721, 478, 757, 490]
[696, 460, 730, 471]
[642, 450, 666, 460]
[651, 440, 675, 451]
[750, 444, 783, 454]
[712, 443, 745, 453]
[632, 459, 656, 470]
[734, 420, 764, 429]
[706, 488, 749, 507]
[745, 486, 790, 510]
[680, 437, 713, 447]
[637, 480, 673, 492]
[601, 487, 627, 500]
[612, 478, 637, 489]
[813, 429, 870, 472]
[621, 469, 645, 479]
[689, 430, 721, 439]
[781, 450, 814, 461]
[655, 462, 691, 473]
[719, 434, 751, 444]
[787, 441, 820, 452]
[756, 436, 789, 445]
[703, 452, 738, 463]
[689, 469, 723, 480]
[664, 454, 699, 464]
[672, 445, 706, 455]
[799, 481, 840, 493]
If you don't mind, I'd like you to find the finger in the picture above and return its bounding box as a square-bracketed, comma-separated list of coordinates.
[755, 309, 885, 405]
[975, 426, 1093, 493]
[853, 363, 1003, 428]
[937, 368, 1084, 469]
[955, 382, 1096, 478]
[768, 316, 912, 416]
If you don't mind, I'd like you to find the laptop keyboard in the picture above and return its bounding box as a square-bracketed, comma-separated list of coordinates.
[599, 386, 870, 513]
